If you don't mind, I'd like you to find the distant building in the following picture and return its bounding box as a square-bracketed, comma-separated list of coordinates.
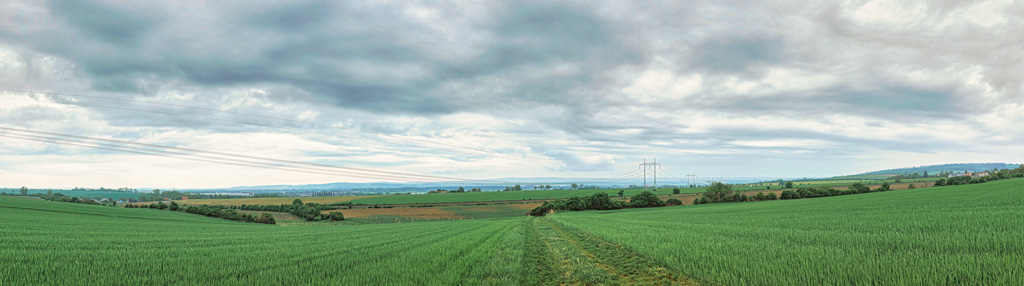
[181, 197, 188, 200]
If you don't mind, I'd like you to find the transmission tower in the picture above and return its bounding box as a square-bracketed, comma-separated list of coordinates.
[639, 158, 661, 191]
[685, 173, 698, 188]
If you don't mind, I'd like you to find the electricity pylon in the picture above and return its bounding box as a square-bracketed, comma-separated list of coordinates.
[639, 158, 661, 191]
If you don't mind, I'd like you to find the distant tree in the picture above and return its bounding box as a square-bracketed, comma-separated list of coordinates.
[702, 182, 734, 203]
[514, 185, 522, 191]
[328, 212, 345, 221]
[256, 213, 276, 224]
[46, 190, 53, 197]
[571, 183, 578, 189]
[754, 192, 767, 201]
[292, 199, 304, 206]
[169, 201, 180, 211]
[20, 186, 28, 196]
[780, 190, 799, 200]
[153, 189, 161, 196]
[629, 191, 665, 208]
[850, 182, 870, 193]
[672, 188, 681, 194]
[784, 181, 794, 188]
[617, 190, 624, 197]
[877, 182, 891, 192]
[545, 185, 552, 190]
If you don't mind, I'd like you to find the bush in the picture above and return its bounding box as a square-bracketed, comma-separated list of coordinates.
[780, 190, 800, 200]
[672, 188, 680, 194]
[327, 211, 345, 221]
[665, 198, 683, 206]
[256, 213, 276, 224]
[693, 198, 702, 205]
[785, 181, 794, 188]
[629, 191, 665, 208]
[585, 193, 619, 210]
[169, 201, 180, 211]
[754, 192, 767, 201]
[766, 192, 778, 200]
[702, 182, 734, 203]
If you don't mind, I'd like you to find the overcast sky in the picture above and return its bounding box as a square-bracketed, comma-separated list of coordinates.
[1, 0, 1021, 188]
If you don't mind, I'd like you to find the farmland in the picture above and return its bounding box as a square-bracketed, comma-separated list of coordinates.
[2, 178, 1020, 285]
[550, 178, 1024, 285]
[0, 196, 532, 285]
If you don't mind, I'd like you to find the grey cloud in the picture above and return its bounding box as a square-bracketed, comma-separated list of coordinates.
[49, 0, 160, 45]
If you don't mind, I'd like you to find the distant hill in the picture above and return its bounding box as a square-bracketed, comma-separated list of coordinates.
[854, 163, 1020, 176]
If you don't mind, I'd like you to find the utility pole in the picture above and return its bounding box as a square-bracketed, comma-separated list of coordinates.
[638, 158, 661, 191]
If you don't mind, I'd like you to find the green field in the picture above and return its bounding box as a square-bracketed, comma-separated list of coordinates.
[0, 197, 530, 285]
[2, 179, 1020, 285]
[550, 178, 1024, 285]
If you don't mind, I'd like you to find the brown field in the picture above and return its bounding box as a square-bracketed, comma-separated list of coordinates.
[323, 207, 462, 219]
[143, 195, 382, 206]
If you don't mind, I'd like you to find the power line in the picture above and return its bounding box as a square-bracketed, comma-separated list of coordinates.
[0, 90, 553, 162]
[0, 126, 653, 186]
[0, 127, 521, 183]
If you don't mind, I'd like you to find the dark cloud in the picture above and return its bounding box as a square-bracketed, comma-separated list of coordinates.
[693, 35, 784, 74]
[49, 0, 160, 45]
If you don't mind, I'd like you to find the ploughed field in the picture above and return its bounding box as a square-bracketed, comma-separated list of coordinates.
[1, 179, 1020, 285]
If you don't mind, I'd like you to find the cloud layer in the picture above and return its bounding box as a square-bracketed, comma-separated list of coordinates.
[0, 0, 1021, 188]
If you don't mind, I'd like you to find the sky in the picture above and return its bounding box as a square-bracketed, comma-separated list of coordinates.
[0, 0, 1022, 189]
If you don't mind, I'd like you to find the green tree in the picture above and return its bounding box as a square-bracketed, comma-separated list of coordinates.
[784, 181, 794, 188]
[672, 187, 681, 194]
[169, 201, 180, 211]
[20, 186, 28, 196]
[514, 185, 522, 191]
[256, 213, 276, 224]
[571, 183, 578, 189]
[153, 189, 161, 196]
[292, 199, 304, 206]
[702, 182, 734, 203]
[328, 212, 345, 221]
[617, 189, 624, 197]
[629, 191, 665, 208]
[545, 185, 552, 190]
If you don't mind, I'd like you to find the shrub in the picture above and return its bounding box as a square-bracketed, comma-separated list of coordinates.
[629, 191, 665, 208]
[785, 181, 794, 188]
[766, 192, 778, 200]
[693, 198, 702, 205]
[585, 193, 618, 210]
[169, 201, 180, 211]
[256, 213, 276, 224]
[754, 192, 767, 201]
[780, 190, 800, 200]
[328, 212, 345, 221]
[703, 182, 734, 203]
[665, 198, 683, 206]
[672, 188, 680, 194]
[908, 184, 916, 189]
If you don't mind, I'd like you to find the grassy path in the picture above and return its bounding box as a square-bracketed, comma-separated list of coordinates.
[525, 217, 696, 285]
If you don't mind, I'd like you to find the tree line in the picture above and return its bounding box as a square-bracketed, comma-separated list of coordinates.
[127, 201, 277, 224]
[234, 199, 344, 222]
[529, 191, 683, 216]
[934, 166, 1024, 187]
